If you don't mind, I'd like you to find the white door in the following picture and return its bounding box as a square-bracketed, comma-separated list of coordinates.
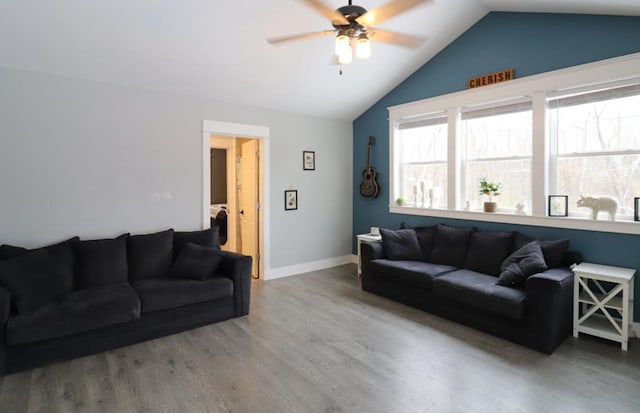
[238, 139, 259, 277]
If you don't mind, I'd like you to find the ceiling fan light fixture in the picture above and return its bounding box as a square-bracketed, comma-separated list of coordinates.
[356, 33, 371, 59]
[335, 30, 350, 56]
[338, 43, 353, 65]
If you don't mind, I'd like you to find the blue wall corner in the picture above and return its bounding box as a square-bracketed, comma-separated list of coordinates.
[353, 12, 640, 320]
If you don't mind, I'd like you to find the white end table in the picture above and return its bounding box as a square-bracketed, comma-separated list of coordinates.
[356, 233, 381, 277]
[572, 262, 635, 351]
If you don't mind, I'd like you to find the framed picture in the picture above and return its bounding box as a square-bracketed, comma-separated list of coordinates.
[635, 197, 640, 222]
[548, 195, 568, 217]
[303, 151, 315, 171]
[285, 189, 298, 211]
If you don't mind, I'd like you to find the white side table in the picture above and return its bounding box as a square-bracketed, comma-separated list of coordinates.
[572, 262, 635, 351]
[356, 233, 382, 277]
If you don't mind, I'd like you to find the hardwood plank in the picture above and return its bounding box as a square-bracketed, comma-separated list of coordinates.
[0, 368, 30, 413]
[0, 263, 639, 412]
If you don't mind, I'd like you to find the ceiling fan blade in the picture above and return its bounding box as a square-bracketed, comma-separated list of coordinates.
[301, 0, 349, 26]
[267, 30, 336, 45]
[357, 0, 430, 27]
[369, 28, 425, 48]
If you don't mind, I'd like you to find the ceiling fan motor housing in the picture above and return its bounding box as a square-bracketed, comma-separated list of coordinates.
[332, 4, 367, 34]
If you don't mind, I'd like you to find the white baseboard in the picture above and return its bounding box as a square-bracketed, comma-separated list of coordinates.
[352, 254, 358, 264]
[632, 322, 640, 339]
[266, 255, 354, 280]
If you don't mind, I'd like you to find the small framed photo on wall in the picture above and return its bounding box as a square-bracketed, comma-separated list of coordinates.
[548, 195, 568, 217]
[303, 151, 315, 171]
[285, 190, 298, 211]
[635, 197, 640, 222]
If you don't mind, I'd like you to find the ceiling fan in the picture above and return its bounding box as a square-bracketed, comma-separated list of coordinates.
[267, 0, 430, 65]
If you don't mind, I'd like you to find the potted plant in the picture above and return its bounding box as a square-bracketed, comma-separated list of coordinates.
[479, 178, 501, 213]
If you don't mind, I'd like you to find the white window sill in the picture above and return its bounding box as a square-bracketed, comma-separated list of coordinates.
[389, 206, 640, 235]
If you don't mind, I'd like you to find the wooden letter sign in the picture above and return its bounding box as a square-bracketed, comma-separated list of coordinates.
[468, 69, 515, 89]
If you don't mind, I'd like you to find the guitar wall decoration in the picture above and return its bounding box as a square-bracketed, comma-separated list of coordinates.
[360, 136, 379, 198]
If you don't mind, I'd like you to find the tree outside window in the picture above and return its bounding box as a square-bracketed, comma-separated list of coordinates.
[550, 85, 640, 218]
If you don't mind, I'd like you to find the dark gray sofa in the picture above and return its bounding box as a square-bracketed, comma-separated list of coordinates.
[360, 224, 580, 354]
[0, 227, 251, 376]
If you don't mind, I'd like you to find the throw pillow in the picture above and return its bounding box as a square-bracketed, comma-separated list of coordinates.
[174, 227, 221, 257]
[0, 237, 79, 291]
[169, 243, 223, 281]
[511, 233, 569, 268]
[379, 228, 422, 261]
[76, 234, 129, 289]
[127, 229, 174, 281]
[430, 224, 474, 267]
[463, 231, 514, 276]
[497, 241, 548, 286]
[0, 250, 71, 313]
[400, 222, 437, 262]
[540, 239, 570, 268]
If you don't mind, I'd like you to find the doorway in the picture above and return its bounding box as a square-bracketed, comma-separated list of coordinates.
[209, 136, 260, 278]
[203, 120, 269, 280]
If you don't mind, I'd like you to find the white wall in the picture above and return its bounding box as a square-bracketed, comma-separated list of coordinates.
[0, 67, 353, 272]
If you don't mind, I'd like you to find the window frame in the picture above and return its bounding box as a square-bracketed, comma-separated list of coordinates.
[547, 82, 640, 220]
[393, 111, 448, 208]
[459, 97, 534, 213]
[387, 52, 640, 235]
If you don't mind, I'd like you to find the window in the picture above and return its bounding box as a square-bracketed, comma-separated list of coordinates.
[549, 82, 640, 219]
[394, 113, 448, 208]
[387, 53, 640, 234]
[461, 99, 533, 212]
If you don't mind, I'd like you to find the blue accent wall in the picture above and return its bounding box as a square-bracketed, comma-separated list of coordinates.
[353, 12, 640, 320]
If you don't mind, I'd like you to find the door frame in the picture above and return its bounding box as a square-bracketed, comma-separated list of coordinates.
[202, 120, 270, 280]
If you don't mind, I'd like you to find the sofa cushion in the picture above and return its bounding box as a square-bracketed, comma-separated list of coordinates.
[0, 250, 72, 314]
[0, 237, 79, 290]
[128, 229, 174, 281]
[400, 223, 437, 262]
[512, 233, 569, 268]
[6, 283, 140, 345]
[430, 224, 474, 267]
[433, 269, 527, 320]
[512, 232, 534, 252]
[174, 227, 220, 256]
[380, 228, 422, 261]
[169, 243, 223, 281]
[133, 277, 233, 313]
[369, 259, 456, 289]
[463, 231, 513, 276]
[539, 239, 570, 268]
[498, 241, 548, 287]
[76, 234, 129, 289]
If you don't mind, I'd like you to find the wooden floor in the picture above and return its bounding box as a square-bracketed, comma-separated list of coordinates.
[1, 264, 639, 413]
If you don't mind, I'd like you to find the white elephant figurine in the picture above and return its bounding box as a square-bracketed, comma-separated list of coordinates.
[576, 195, 617, 221]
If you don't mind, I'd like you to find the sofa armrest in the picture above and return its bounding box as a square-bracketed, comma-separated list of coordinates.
[0, 286, 9, 374]
[361, 241, 384, 276]
[525, 267, 574, 353]
[0, 287, 10, 326]
[361, 241, 384, 262]
[218, 251, 252, 317]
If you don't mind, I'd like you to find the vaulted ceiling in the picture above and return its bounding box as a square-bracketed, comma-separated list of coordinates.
[1, 1, 639, 121]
